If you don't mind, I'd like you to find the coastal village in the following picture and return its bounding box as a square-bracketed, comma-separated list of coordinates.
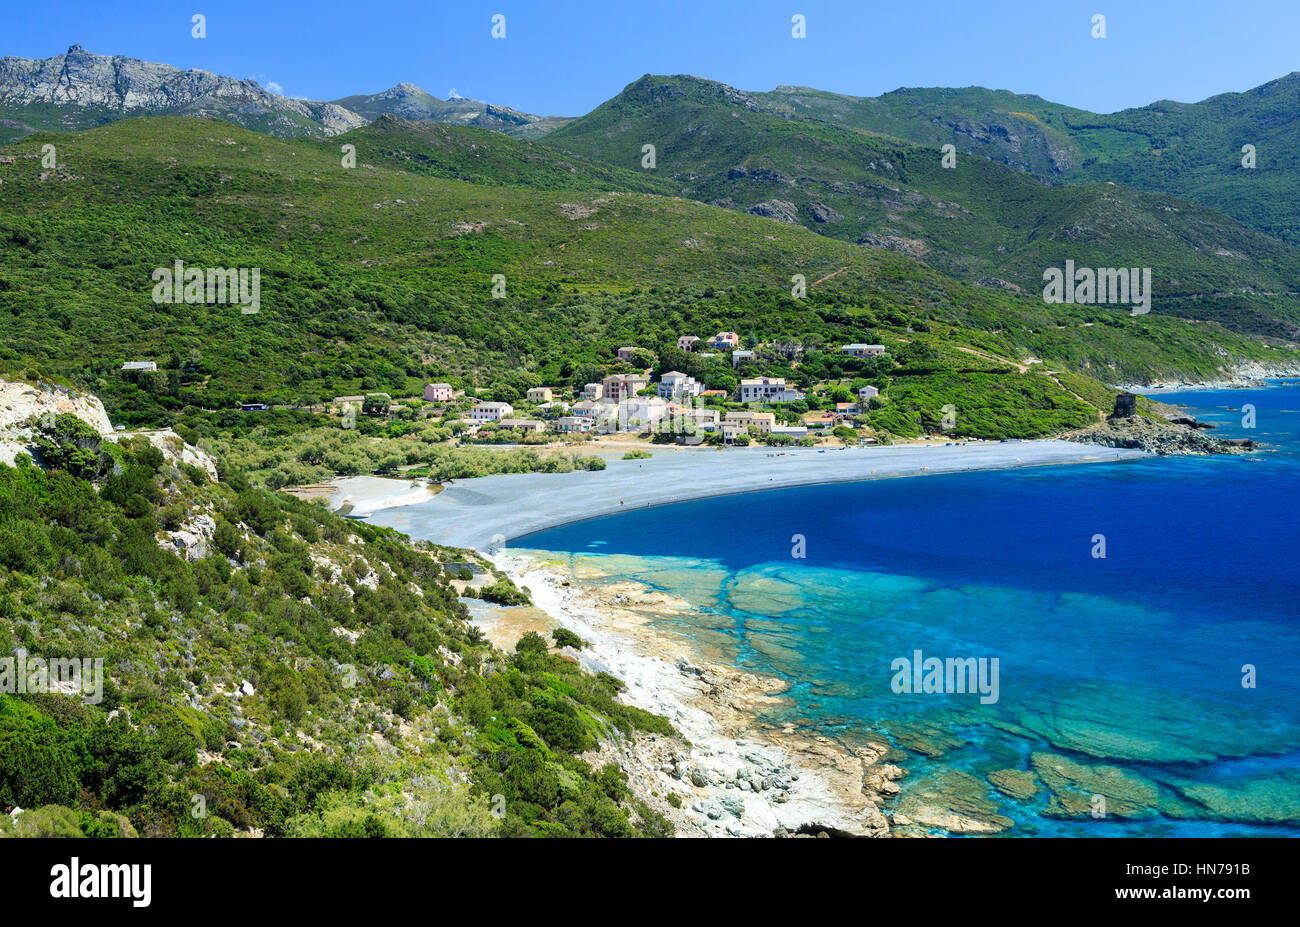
[345, 332, 887, 446]
[130, 332, 894, 450]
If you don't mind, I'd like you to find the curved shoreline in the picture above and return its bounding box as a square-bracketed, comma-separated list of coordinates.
[366, 439, 1148, 550]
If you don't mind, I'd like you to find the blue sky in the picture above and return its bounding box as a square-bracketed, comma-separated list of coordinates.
[7, 0, 1299, 116]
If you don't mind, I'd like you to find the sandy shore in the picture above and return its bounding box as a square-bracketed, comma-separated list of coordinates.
[367, 439, 1146, 549]
[284, 475, 438, 517]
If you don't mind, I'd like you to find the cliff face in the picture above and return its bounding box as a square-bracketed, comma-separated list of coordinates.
[0, 378, 114, 466]
[0, 45, 366, 136]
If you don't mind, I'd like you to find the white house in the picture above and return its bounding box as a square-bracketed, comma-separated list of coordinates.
[657, 371, 703, 401]
[731, 350, 756, 368]
[611, 396, 671, 433]
[739, 377, 803, 403]
[858, 385, 880, 401]
[554, 416, 592, 433]
[121, 361, 157, 373]
[842, 344, 886, 358]
[471, 401, 513, 423]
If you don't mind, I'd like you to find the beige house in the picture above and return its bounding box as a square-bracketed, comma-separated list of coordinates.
[582, 382, 604, 401]
[724, 410, 776, 433]
[677, 335, 700, 351]
[526, 386, 554, 404]
[498, 419, 546, 433]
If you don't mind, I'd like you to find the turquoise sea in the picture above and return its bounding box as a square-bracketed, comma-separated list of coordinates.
[516, 384, 1300, 836]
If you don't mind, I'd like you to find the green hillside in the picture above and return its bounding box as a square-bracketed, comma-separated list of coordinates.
[541, 75, 1300, 340]
[303, 115, 675, 194]
[0, 116, 1294, 440]
[0, 423, 672, 837]
[760, 75, 1300, 248]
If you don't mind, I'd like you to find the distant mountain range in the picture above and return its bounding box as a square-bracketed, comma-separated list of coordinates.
[0, 45, 564, 145]
[4, 45, 1300, 343]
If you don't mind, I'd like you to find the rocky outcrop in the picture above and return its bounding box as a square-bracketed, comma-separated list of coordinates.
[805, 201, 842, 224]
[746, 199, 800, 223]
[855, 231, 930, 259]
[1069, 412, 1255, 456]
[0, 378, 114, 466]
[0, 44, 366, 137]
[106, 429, 219, 481]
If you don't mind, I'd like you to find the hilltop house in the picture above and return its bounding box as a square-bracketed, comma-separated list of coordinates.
[582, 382, 604, 401]
[526, 386, 554, 404]
[677, 335, 700, 351]
[707, 332, 740, 350]
[739, 377, 804, 403]
[657, 371, 703, 401]
[120, 360, 157, 373]
[424, 383, 454, 402]
[731, 349, 756, 368]
[858, 385, 880, 401]
[601, 373, 647, 402]
[842, 344, 886, 358]
[471, 401, 514, 423]
[617, 346, 641, 363]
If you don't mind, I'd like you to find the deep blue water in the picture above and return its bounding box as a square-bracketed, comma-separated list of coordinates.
[517, 383, 1300, 836]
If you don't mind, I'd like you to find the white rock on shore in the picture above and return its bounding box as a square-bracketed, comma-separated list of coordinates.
[495, 551, 893, 838]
